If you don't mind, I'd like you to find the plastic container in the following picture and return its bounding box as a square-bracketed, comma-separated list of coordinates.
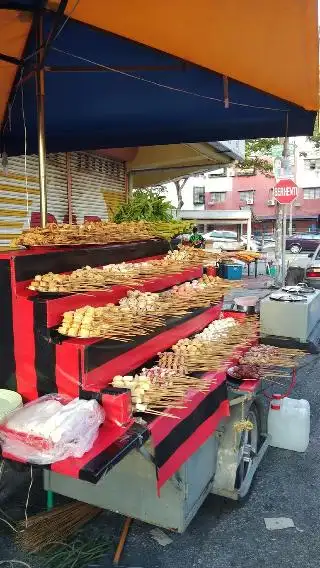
[0, 390, 22, 423]
[268, 394, 310, 452]
[206, 266, 217, 277]
[218, 263, 242, 280]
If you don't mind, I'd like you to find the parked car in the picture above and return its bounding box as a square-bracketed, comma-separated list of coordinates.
[305, 244, 320, 288]
[255, 235, 275, 251]
[203, 230, 237, 240]
[240, 235, 261, 252]
[203, 230, 244, 251]
[286, 233, 320, 254]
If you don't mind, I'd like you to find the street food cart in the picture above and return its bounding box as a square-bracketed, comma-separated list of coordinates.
[0, 0, 318, 536]
[0, 236, 271, 531]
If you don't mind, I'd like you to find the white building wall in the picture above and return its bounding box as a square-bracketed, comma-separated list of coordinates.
[205, 175, 233, 193]
[294, 138, 320, 189]
[164, 138, 320, 213]
[164, 170, 233, 209]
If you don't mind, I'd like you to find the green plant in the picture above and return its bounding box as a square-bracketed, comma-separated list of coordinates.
[113, 188, 174, 222]
[237, 138, 279, 175]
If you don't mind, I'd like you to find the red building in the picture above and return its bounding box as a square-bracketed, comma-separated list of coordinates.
[205, 172, 319, 235]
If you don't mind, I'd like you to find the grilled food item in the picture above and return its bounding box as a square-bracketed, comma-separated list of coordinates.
[158, 317, 259, 373]
[13, 221, 193, 248]
[57, 275, 242, 339]
[239, 344, 306, 368]
[112, 366, 210, 416]
[28, 247, 242, 294]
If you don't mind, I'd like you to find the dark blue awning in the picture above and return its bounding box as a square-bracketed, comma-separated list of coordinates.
[1, 11, 316, 156]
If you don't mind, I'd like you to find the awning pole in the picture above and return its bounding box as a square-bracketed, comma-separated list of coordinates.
[246, 214, 251, 251]
[36, 11, 47, 228]
[66, 152, 73, 223]
[127, 172, 134, 199]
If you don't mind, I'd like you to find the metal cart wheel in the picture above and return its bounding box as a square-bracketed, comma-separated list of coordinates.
[212, 399, 268, 502]
[235, 405, 260, 501]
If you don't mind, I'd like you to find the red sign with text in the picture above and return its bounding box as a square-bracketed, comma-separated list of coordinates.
[273, 179, 299, 205]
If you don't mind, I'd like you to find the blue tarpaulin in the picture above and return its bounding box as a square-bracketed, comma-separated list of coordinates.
[0, 9, 316, 156]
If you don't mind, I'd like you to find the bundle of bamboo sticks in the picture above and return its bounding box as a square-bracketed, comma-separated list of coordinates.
[17, 502, 101, 552]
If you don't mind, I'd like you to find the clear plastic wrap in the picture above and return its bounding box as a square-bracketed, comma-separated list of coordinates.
[0, 394, 105, 464]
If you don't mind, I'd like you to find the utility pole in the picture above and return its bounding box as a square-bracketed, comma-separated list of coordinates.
[274, 136, 290, 285]
[274, 202, 282, 283]
[280, 136, 290, 284]
[288, 140, 297, 236]
[288, 203, 293, 236]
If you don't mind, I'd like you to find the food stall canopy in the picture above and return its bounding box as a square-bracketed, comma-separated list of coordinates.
[0, 2, 318, 156]
[127, 143, 237, 188]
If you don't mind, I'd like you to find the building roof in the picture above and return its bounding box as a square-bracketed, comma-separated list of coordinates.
[179, 210, 251, 223]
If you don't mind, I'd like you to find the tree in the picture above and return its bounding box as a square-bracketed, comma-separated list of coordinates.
[237, 138, 279, 175]
[173, 177, 188, 210]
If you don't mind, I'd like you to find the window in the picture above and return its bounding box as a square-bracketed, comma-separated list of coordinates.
[208, 167, 228, 178]
[294, 234, 318, 239]
[208, 230, 237, 240]
[239, 190, 254, 203]
[193, 186, 205, 205]
[209, 192, 227, 203]
[304, 159, 320, 171]
[303, 187, 320, 199]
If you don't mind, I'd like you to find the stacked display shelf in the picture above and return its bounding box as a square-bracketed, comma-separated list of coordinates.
[1, 240, 261, 500]
[17, 263, 204, 400]
[0, 240, 171, 396]
[0, 239, 206, 399]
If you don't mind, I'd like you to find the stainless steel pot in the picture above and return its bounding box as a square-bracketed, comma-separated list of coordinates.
[230, 295, 260, 315]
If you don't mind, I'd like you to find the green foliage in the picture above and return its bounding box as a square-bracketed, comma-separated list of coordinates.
[237, 138, 278, 175]
[245, 138, 279, 154]
[307, 133, 320, 149]
[113, 187, 174, 222]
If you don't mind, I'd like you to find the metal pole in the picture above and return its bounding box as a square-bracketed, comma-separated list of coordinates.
[274, 202, 282, 284]
[281, 204, 287, 285]
[36, 12, 47, 228]
[289, 202, 293, 236]
[66, 152, 73, 223]
[277, 134, 290, 284]
[127, 171, 134, 200]
[289, 139, 298, 237]
[246, 214, 252, 251]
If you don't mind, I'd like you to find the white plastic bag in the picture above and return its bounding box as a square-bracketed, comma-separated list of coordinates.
[0, 394, 105, 464]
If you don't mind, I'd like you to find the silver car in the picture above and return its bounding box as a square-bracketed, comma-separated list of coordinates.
[203, 230, 244, 251]
[305, 244, 320, 288]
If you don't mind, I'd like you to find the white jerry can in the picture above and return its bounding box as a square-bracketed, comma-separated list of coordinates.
[267, 394, 310, 452]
